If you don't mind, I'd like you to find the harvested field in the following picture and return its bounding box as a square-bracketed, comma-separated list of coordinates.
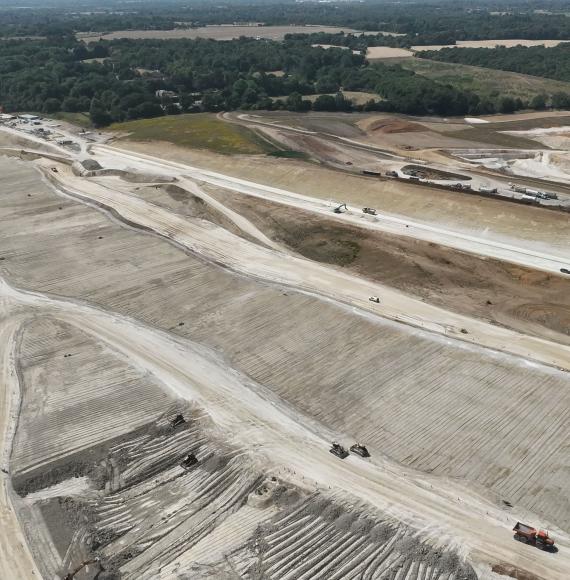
[78, 25, 360, 43]
[366, 46, 414, 59]
[412, 39, 568, 51]
[2, 156, 570, 541]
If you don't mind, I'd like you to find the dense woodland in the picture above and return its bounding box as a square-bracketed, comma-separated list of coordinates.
[0, 34, 547, 126]
[2, 1, 570, 125]
[4, 0, 570, 44]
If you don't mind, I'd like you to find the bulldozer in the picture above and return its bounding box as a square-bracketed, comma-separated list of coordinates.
[329, 442, 349, 459]
[513, 522, 555, 551]
[350, 443, 370, 458]
[180, 452, 198, 470]
[170, 414, 186, 428]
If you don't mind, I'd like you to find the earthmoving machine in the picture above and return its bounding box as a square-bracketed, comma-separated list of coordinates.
[334, 203, 348, 214]
[180, 452, 198, 469]
[350, 443, 370, 457]
[170, 414, 186, 428]
[329, 442, 349, 459]
[369, 296, 380, 303]
[362, 207, 377, 215]
[513, 522, 555, 551]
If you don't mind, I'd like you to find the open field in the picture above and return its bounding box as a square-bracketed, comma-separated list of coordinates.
[389, 57, 570, 101]
[110, 113, 275, 155]
[78, 25, 361, 43]
[2, 111, 570, 580]
[413, 39, 570, 51]
[366, 46, 414, 59]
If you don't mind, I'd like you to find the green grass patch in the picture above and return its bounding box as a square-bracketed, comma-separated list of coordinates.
[268, 150, 310, 160]
[50, 112, 92, 128]
[110, 114, 276, 155]
[387, 57, 570, 101]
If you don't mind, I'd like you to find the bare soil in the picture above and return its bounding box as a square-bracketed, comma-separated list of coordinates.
[205, 186, 570, 344]
[401, 164, 470, 180]
[365, 118, 426, 134]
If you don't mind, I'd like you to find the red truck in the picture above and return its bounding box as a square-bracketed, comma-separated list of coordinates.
[513, 522, 555, 551]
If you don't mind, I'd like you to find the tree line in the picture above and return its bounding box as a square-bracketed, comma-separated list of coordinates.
[1, 34, 569, 127]
[4, 0, 570, 46]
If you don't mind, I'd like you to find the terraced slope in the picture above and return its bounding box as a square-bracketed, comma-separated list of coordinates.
[2, 157, 570, 535]
[12, 318, 173, 477]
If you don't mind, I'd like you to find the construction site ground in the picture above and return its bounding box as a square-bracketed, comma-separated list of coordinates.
[1, 110, 570, 580]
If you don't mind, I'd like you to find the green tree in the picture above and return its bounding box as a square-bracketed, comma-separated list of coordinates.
[530, 93, 547, 110]
[89, 98, 111, 127]
[498, 96, 516, 114]
[43, 98, 61, 113]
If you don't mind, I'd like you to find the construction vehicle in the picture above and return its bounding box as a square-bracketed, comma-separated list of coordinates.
[334, 203, 348, 214]
[170, 414, 185, 428]
[350, 443, 370, 457]
[180, 452, 198, 469]
[51, 167, 58, 173]
[513, 522, 555, 551]
[369, 296, 380, 303]
[329, 442, 349, 459]
[478, 186, 497, 194]
[386, 170, 398, 178]
[362, 207, 377, 215]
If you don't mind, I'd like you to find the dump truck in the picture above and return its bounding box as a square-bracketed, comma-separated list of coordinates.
[513, 522, 555, 551]
[180, 453, 198, 469]
[350, 443, 370, 457]
[362, 207, 377, 215]
[329, 442, 349, 459]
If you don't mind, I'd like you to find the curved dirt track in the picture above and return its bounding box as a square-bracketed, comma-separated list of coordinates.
[0, 310, 42, 579]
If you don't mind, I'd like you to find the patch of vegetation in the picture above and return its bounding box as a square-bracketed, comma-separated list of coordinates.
[51, 111, 92, 128]
[295, 236, 361, 266]
[268, 150, 309, 160]
[420, 44, 570, 84]
[110, 114, 276, 155]
[391, 57, 570, 102]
